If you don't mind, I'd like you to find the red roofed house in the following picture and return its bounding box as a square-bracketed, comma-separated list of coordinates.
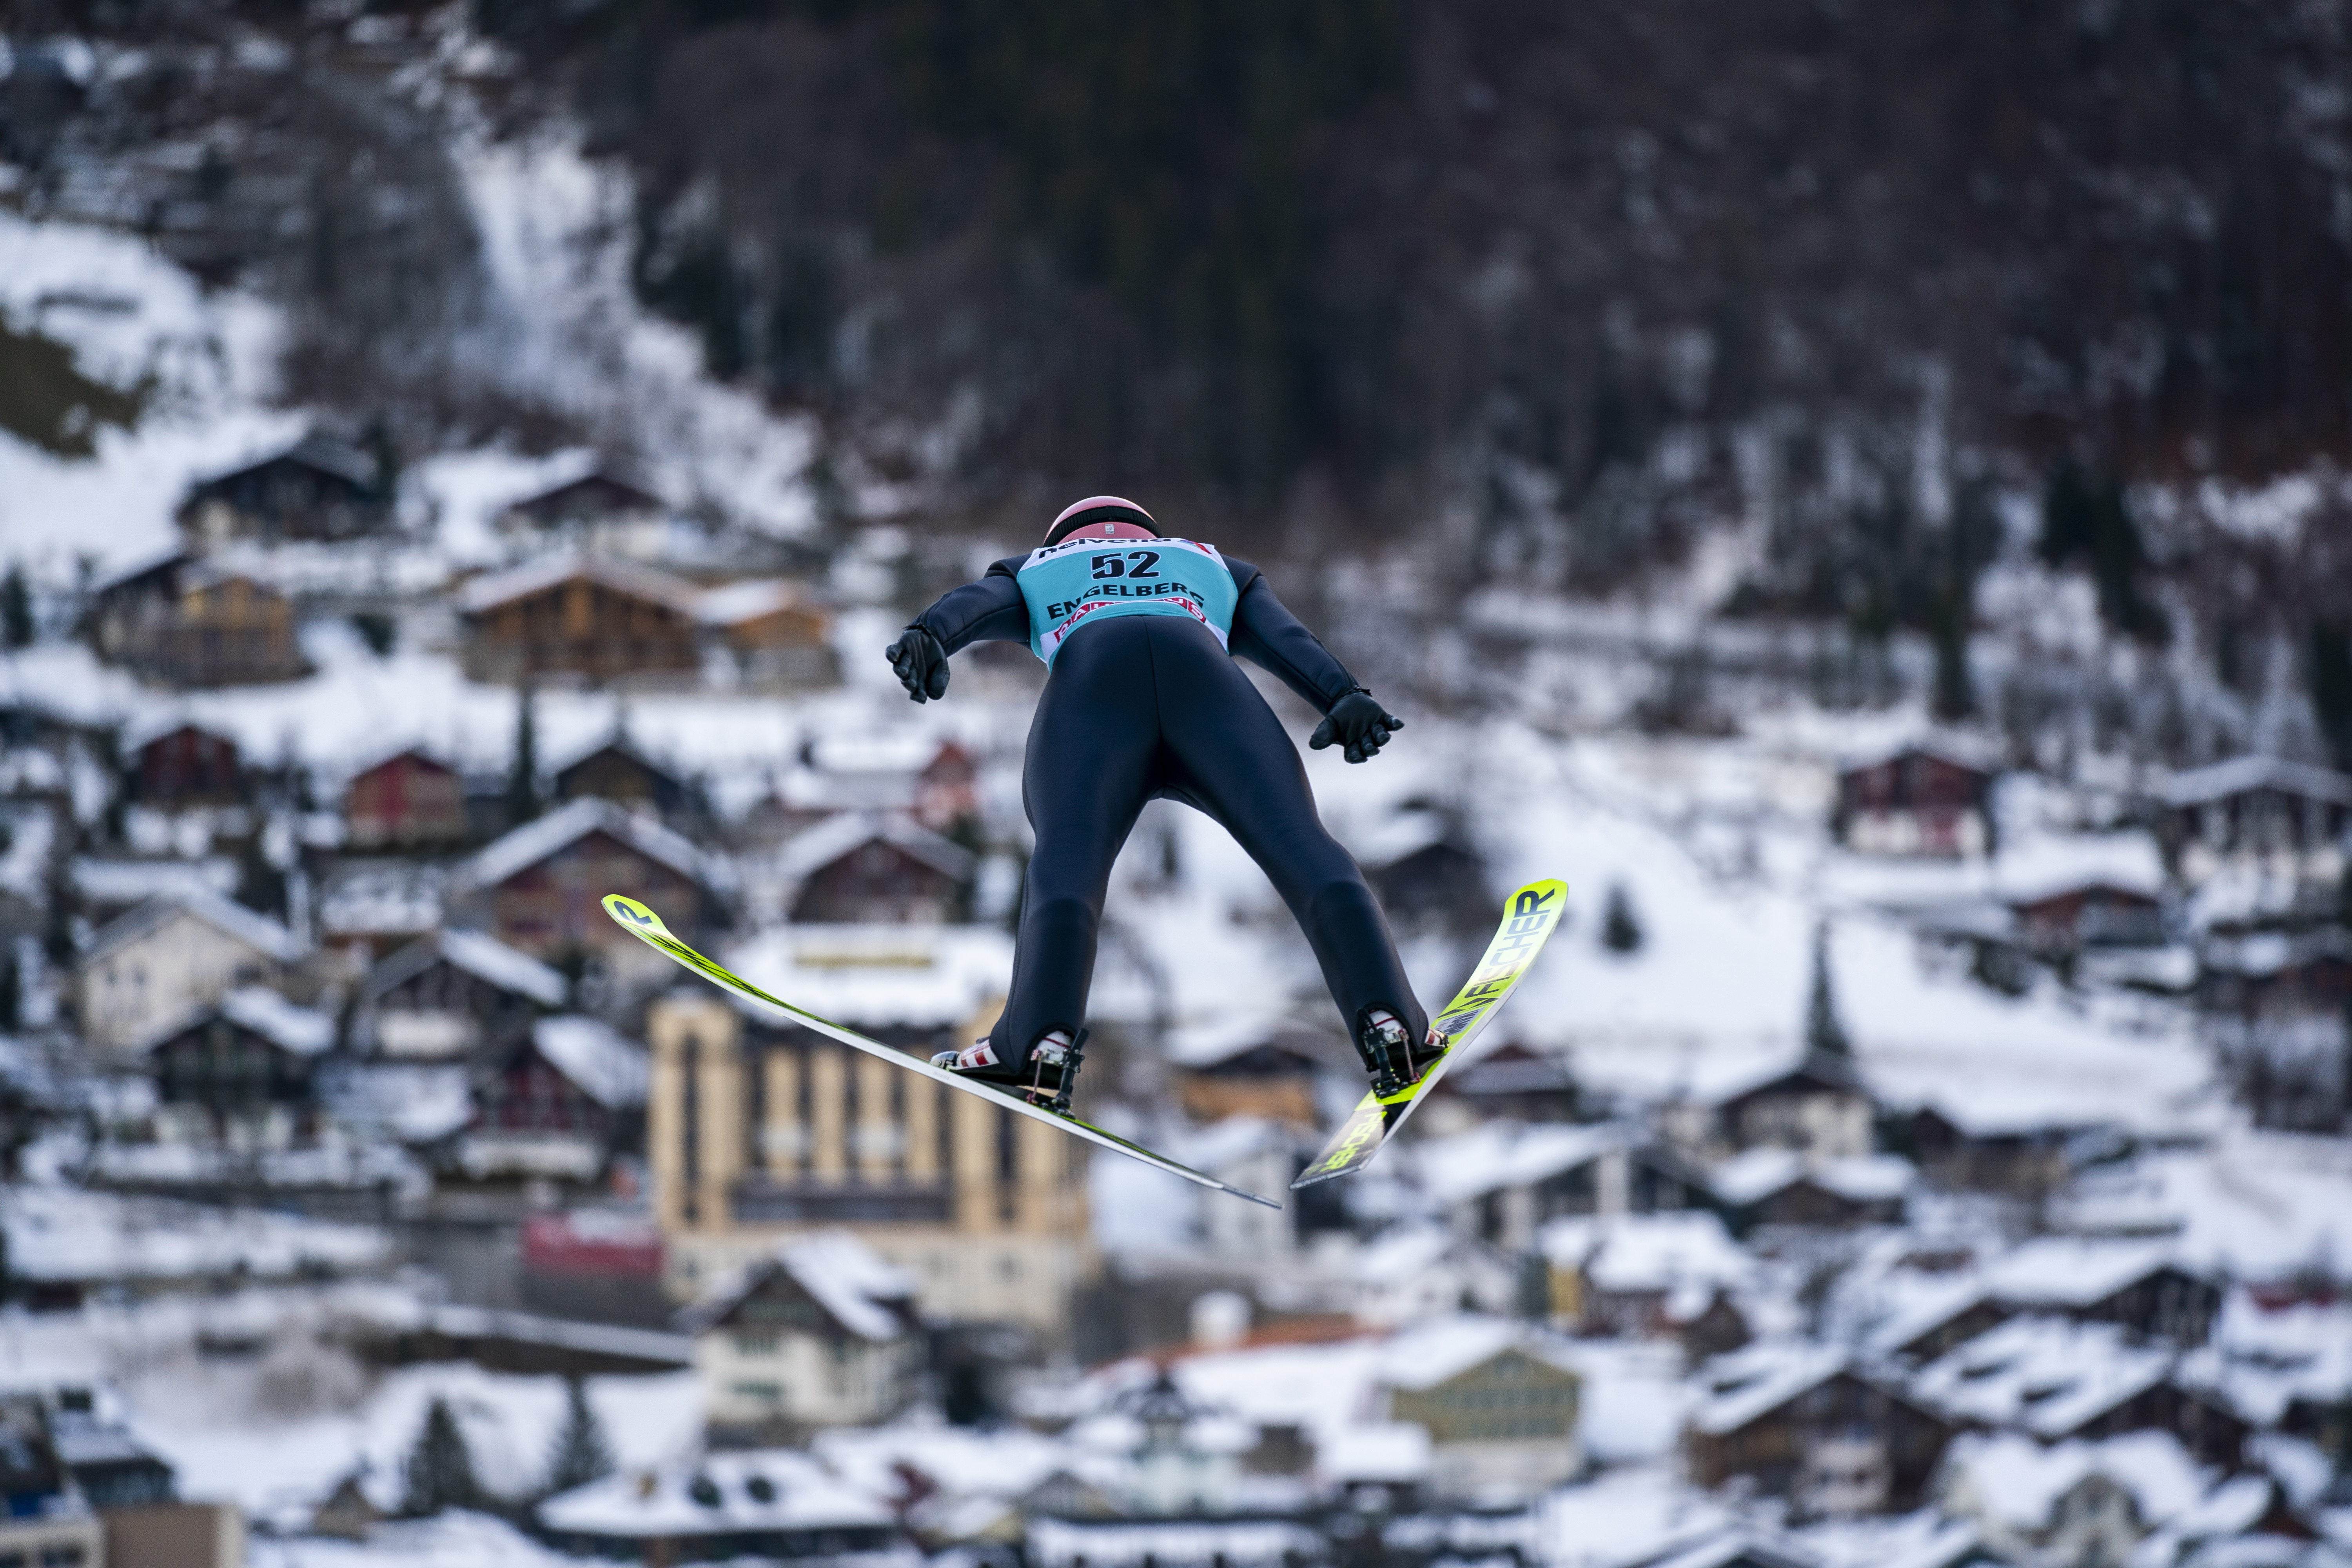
[459, 554, 703, 689]
[460, 798, 716, 978]
[459, 1014, 649, 1183]
[344, 748, 468, 850]
[125, 721, 242, 807]
[1833, 743, 1995, 859]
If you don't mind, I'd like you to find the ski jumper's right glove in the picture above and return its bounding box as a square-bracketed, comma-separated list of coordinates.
[886, 626, 950, 703]
[1310, 689, 1403, 764]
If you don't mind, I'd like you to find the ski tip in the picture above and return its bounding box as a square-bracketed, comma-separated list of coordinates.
[603, 893, 669, 938]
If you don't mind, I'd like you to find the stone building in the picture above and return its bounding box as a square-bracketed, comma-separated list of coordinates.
[642, 922, 1092, 1339]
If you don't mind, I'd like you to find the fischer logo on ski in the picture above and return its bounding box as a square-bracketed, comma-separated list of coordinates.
[1294, 877, 1567, 1189]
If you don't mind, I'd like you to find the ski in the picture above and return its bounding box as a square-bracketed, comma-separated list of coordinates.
[601, 894, 1283, 1209]
[1293, 877, 1568, 1189]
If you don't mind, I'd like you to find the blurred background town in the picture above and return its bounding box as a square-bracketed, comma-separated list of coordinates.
[0, 2, 2350, 1566]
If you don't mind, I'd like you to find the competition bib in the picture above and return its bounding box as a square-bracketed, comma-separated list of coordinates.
[1015, 537, 1240, 667]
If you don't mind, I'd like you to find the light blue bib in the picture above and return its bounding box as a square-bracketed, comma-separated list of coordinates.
[1015, 536, 1239, 667]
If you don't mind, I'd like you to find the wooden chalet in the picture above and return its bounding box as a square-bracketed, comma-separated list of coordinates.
[123, 721, 241, 806]
[775, 813, 975, 924]
[697, 579, 840, 690]
[1833, 743, 1995, 859]
[1687, 1351, 1954, 1514]
[913, 740, 978, 830]
[672, 1233, 922, 1440]
[76, 890, 302, 1053]
[1380, 1325, 1584, 1499]
[142, 985, 334, 1147]
[1666, 1052, 1876, 1165]
[1365, 822, 1492, 940]
[1905, 1102, 2093, 1197]
[502, 468, 666, 532]
[343, 748, 468, 849]
[1708, 1152, 1915, 1231]
[350, 927, 568, 1061]
[460, 798, 715, 967]
[458, 554, 703, 688]
[458, 1014, 648, 1183]
[2012, 882, 2165, 956]
[2154, 755, 2352, 887]
[1437, 1041, 1582, 1122]
[91, 558, 310, 686]
[553, 734, 692, 819]
[176, 431, 388, 545]
[1166, 1021, 1324, 1127]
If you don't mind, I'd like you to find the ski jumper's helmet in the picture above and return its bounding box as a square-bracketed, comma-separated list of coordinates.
[1044, 495, 1159, 547]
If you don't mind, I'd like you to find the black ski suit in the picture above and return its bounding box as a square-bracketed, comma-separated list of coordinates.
[910, 554, 1427, 1062]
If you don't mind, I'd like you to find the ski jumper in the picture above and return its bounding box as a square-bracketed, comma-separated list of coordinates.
[909, 541, 1427, 1062]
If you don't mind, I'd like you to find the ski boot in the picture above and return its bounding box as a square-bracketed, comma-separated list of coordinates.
[1353, 1008, 1437, 1099]
[932, 1027, 1088, 1114]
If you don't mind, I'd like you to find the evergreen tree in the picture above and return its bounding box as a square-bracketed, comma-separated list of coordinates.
[400, 1397, 480, 1517]
[541, 1378, 613, 1498]
[506, 685, 540, 826]
[0, 566, 31, 650]
[0, 947, 18, 1033]
[1806, 922, 1851, 1058]
[1600, 882, 1644, 954]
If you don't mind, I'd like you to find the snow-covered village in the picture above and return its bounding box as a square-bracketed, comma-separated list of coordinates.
[2, 4, 2352, 1567]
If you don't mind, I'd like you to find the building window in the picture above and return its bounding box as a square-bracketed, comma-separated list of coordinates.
[731, 1381, 783, 1405]
[735, 1331, 780, 1357]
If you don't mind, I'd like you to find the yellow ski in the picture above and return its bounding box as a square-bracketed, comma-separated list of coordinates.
[1293, 878, 1568, 1188]
[601, 894, 1281, 1208]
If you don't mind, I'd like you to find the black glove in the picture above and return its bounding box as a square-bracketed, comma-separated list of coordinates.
[1310, 690, 1403, 764]
[886, 626, 949, 703]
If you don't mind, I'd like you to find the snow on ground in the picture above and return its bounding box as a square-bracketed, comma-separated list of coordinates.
[452, 128, 818, 535]
[2060, 1131, 2352, 1280]
[0, 210, 294, 577]
[250, 1512, 579, 1568]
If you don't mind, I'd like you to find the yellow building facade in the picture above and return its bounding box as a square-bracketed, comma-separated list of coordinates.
[646, 989, 1095, 1339]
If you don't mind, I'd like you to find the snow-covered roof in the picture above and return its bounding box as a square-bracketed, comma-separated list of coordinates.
[1835, 732, 2000, 777]
[437, 928, 568, 1007]
[463, 797, 713, 890]
[1990, 831, 2167, 906]
[1980, 1236, 2189, 1309]
[719, 923, 1014, 1031]
[1709, 1150, 1918, 1208]
[71, 855, 236, 907]
[1688, 1343, 1855, 1435]
[1642, 1533, 1816, 1568]
[1416, 1120, 1628, 1206]
[538, 1448, 894, 1539]
[770, 811, 975, 885]
[2154, 755, 2352, 809]
[191, 429, 378, 491]
[674, 1229, 918, 1342]
[456, 551, 701, 616]
[1539, 1212, 1752, 1297]
[1376, 1314, 1580, 1392]
[83, 887, 304, 968]
[1316, 1423, 1430, 1483]
[1943, 1429, 2206, 1531]
[696, 578, 821, 626]
[118, 709, 239, 757]
[529, 1016, 648, 1109]
[1908, 1316, 2178, 1438]
[0, 1184, 390, 1285]
[208, 986, 335, 1056]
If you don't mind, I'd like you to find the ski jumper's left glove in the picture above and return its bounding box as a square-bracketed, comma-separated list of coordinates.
[886, 626, 950, 702]
[1310, 689, 1403, 764]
